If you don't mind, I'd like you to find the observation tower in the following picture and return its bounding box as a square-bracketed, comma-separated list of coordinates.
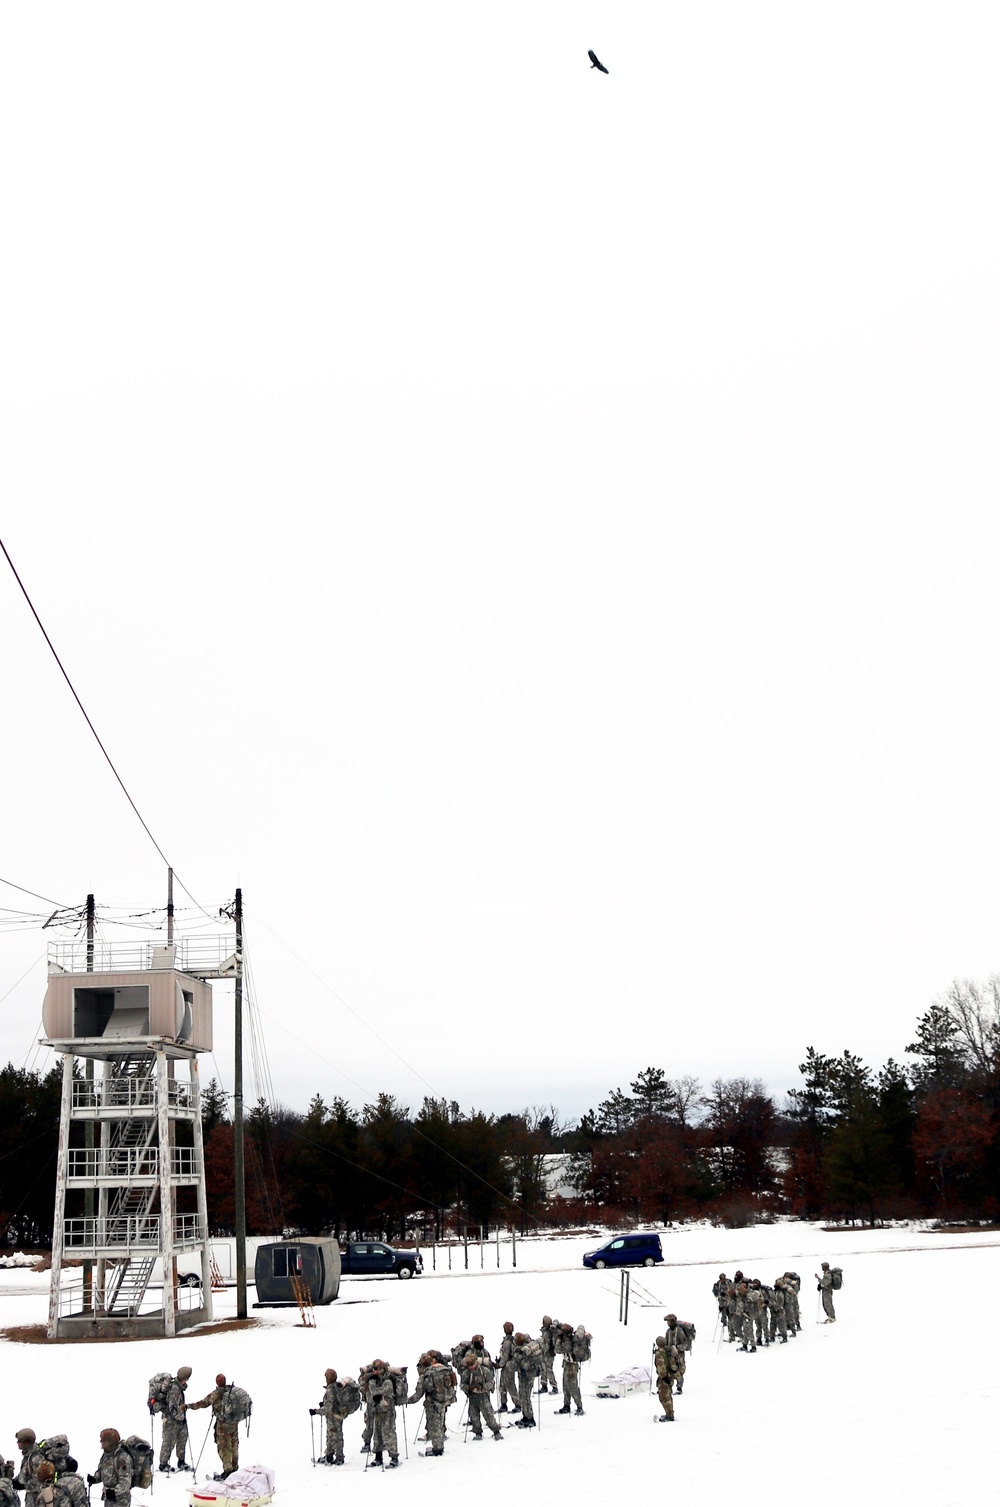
[43, 931, 236, 1338]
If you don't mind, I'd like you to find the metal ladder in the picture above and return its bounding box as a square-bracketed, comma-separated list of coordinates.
[106, 1254, 157, 1316]
[103, 1057, 161, 1314]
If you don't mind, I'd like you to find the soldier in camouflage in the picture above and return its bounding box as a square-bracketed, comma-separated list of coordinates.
[0, 1457, 16, 1507]
[663, 1316, 688, 1394]
[158, 1368, 192, 1473]
[408, 1352, 454, 1456]
[366, 1361, 400, 1468]
[314, 1369, 349, 1465]
[187, 1375, 239, 1478]
[15, 1433, 45, 1507]
[461, 1354, 503, 1441]
[91, 1431, 131, 1507]
[817, 1262, 837, 1322]
[653, 1337, 681, 1422]
[769, 1279, 788, 1342]
[538, 1316, 559, 1393]
[33, 1463, 56, 1507]
[555, 1324, 584, 1415]
[497, 1323, 519, 1414]
[511, 1334, 539, 1427]
[51, 1459, 87, 1507]
[748, 1281, 768, 1347]
[783, 1272, 802, 1334]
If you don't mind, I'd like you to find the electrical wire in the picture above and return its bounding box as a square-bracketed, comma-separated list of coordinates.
[0, 535, 216, 923]
[0, 876, 71, 909]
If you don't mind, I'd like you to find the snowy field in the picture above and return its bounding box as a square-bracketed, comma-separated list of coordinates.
[1, 1223, 997, 1507]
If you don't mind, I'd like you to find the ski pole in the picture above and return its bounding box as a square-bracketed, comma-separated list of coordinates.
[192, 1419, 213, 1484]
[309, 1411, 315, 1467]
[401, 1405, 408, 1461]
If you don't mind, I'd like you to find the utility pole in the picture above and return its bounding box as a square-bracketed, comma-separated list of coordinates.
[83, 893, 95, 1310]
[167, 868, 174, 946]
[233, 888, 246, 1319]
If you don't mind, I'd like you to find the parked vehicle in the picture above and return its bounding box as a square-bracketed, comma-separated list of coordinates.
[582, 1232, 663, 1269]
[339, 1241, 423, 1279]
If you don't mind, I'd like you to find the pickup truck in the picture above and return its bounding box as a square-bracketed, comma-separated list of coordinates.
[339, 1241, 423, 1279]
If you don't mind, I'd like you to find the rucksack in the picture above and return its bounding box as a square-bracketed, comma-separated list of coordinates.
[831, 1267, 843, 1291]
[389, 1367, 408, 1405]
[450, 1341, 471, 1369]
[121, 1439, 153, 1490]
[147, 1373, 173, 1415]
[219, 1386, 253, 1428]
[678, 1320, 696, 1349]
[516, 1339, 542, 1377]
[427, 1364, 457, 1406]
[39, 1439, 70, 1473]
[571, 1326, 592, 1363]
[335, 1378, 362, 1418]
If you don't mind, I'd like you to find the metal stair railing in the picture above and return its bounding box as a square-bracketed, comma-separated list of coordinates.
[105, 1253, 157, 1316]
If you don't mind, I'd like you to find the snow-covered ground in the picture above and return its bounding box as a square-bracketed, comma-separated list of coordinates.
[1, 1222, 996, 1506]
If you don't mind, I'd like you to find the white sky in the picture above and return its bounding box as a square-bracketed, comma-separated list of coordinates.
[2, 2, 999, 1124]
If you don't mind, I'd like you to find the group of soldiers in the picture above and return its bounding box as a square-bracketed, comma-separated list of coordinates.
[310, 1316, 592, 1469]
[3, 1430, 137, 1507]
[712, 1270, 805, 1351]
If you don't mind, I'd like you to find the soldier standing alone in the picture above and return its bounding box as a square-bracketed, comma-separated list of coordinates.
[817, 1262, 837, 1323]
[187, 1375, 244, 1480]
[653, 1337, 681, 1423]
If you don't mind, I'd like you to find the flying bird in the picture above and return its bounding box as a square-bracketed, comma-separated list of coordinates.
[588, 49, 609, 74]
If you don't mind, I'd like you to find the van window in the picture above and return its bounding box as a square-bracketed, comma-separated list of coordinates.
[609, 1239, 624, 1250]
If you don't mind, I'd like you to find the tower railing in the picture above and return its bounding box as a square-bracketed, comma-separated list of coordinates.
[72, 1078, 194, 1112]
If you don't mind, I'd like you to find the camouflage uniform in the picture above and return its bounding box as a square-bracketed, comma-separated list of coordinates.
[729, 1285, 755, 1350]
[319, 1376, 355, 1465]
[712, 1274, 730, 1327]
[188, 1385, 240, 1476]
[497, 1327, 519, 1413]
[52, 1473, 87, 1507]
[359, 1366, 376, 1451]
[538, 1317, 559, 1392]
[783, 1272, 802, 1334]
[0, 1461, 16, 1507]
[818, 1264, 836, 1322]
[747, 1283, 768, 1346]
[555, 1326, 583, 1414]
[16, 1437, 45, 1507]
[512, 1335, 540, 1426]
[461, 1357, 502, 1440]
[653, 1339, 681, 1421]
[158, 1375, 190, 1470]
[95, 1443, 132, 1507]
[768, 1280, 788, 1342]
[409, 1359, 453, 1456]
[367, 1368, 399, 1466]
[663, 1320, 688, 1394]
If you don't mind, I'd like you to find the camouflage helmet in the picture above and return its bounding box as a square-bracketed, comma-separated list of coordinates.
[325, 1368, 337, 1382]
[655, 1335, 666, 1347]
[821, 1262, 830, 1270]
[503, 1321, 514, 1334]
[471, 1334, 484, 1345]
[99, 1430, 120, 1449]
[542, 1314, 552, 1325]
[514, 1332, 526, 1344]
[15, 1432, 35, 1447]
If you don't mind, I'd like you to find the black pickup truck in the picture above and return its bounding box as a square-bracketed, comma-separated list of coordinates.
[339, 1241, 423, 1279]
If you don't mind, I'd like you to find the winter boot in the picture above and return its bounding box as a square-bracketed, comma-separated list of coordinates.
[556, 1406, 571, 1415]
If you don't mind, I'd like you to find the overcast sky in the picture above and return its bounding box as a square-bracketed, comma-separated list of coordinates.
[2, 2, 999, 1126]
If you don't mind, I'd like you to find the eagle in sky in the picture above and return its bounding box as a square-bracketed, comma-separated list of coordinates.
[588, 49, 609, 74]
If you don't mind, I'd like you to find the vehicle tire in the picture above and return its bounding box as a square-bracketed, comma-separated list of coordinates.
[594, 1259, 607, 1270]
[643, 1257, 655, 1267]
[397, 1265, 414, 1279]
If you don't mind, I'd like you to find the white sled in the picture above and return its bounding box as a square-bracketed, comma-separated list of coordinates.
[595, 1366, 651, 1399]
[191, 1465, 274, 1507]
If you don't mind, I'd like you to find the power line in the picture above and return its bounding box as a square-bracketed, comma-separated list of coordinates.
[0, 537, 216, 923]
[0, 876, 71, 909]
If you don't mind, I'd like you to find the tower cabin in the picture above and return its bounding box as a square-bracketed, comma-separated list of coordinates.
[42, 935, 233, 1338]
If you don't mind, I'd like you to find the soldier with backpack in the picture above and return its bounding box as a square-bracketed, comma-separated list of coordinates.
[511, 1334, 541, 1428]
[653, 1337, 682, 1423]
[50, 1459, 86, 1507]
[816, 1262, 840, 1322]
[187, 1375, 251, 1480]
[311, 1368, 360, 1466]
[663, 1316, 688, 1394]
[496, 1323, 519, 1415]
[768, 1280, 789, 1343]
[365, 1361, 401, 1468]
[783, 1272, 802, 1334]
[150, 1367, 192, 1473]
[408, 1353, 455, 1456]
[538, 1317, 559, 1393]
[460, 1353, 503, 1442]
[14, 1434, 45, 1507]
[0, 1458, 16, 1507]
[555, 1324, 585, 1416]
[89, 1431, 132, 1507]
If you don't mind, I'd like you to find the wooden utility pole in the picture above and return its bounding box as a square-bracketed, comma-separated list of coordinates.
[234, 888, 246, 1319]
[167, 868, 174, 946]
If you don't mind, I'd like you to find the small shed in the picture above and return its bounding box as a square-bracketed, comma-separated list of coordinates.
[254, 1237, 340, 1305]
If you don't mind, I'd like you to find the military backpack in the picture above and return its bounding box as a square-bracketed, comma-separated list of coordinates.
[426, 1364, 457, 1406]
[121, 1438, 153, 1490]
[516, 1338, 542, 1377]
[219, 1386, 253, 1428]
[570, 1326, 592, 1363]
[388, 1367, 409, 1405]
[335, 1378, 362, 1418]
[39, 1440, 70, 1473]
[147, 1373, 174, 1415]
[830, 1267, 843, 1291]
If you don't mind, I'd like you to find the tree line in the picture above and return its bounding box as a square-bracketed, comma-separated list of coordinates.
[2, 977, 999, 1246]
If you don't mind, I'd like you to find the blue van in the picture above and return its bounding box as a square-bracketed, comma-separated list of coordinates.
[582, 1232, 663, 1269]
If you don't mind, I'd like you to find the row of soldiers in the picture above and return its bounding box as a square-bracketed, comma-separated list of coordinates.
[311, 1316, 591, 1468]
[712, 1271, 804, 1351]
[2, 1430, 142, 1507]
